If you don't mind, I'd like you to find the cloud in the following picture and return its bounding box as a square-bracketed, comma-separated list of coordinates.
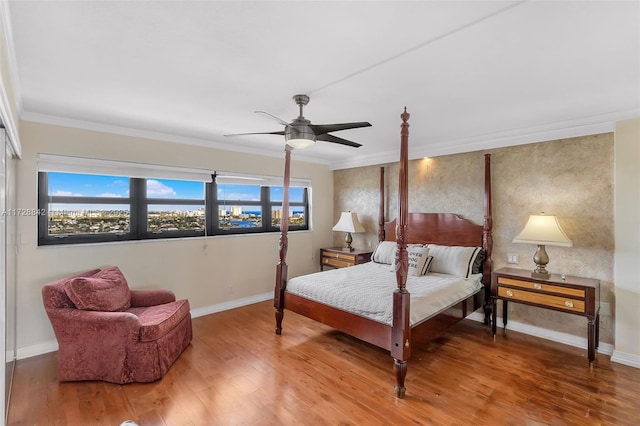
[147, 179, 176, 197]
[52, 190, 83, 196]
[218, 191, 259, 201]
[98, 193, 122, 197]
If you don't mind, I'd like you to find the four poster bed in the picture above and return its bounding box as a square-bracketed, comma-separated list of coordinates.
[273, 109, 493, 398]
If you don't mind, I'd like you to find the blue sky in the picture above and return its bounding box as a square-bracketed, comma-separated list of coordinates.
[47, 172, 304, 205]
[48, 173, 205, 199]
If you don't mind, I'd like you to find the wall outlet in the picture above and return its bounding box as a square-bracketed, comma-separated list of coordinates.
[227, 283, 234, 295]
[507, 253, 519, 264]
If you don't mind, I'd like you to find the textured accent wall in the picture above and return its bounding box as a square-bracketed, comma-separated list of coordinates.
[334, 133, 614, 344]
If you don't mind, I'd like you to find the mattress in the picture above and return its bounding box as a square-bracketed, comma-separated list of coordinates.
[285, 262, 483, 326]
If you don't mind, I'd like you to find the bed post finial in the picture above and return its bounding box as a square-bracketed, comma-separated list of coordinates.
[401, 107, 410, 123]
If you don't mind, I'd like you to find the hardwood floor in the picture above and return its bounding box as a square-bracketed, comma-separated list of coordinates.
[8, 300, 640, 425]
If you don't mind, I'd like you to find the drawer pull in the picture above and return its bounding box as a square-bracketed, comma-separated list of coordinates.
[506, 290, 514, 297]
[565, 301, 574, 308]
[533, 283, 542, 290]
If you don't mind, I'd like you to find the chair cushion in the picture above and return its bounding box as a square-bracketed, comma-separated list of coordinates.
[64, 266, 131, 311]
[129, 299, 191, 342]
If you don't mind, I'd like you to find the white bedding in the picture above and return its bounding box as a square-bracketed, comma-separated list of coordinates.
[286, 262, 483, 326]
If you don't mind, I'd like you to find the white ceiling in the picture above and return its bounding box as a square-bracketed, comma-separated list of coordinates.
[5, 1, 640, 169]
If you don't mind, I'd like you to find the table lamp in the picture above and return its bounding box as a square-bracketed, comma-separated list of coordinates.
[513, 213, 572, 278]
[332, 211, 365, 252]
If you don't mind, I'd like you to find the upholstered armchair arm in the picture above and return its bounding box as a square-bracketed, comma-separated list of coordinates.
[46, 308, 141, 344]
[129, 289, 176, 307]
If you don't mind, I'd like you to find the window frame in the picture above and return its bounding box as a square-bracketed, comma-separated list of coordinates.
[138, 178, 206, 239]
[210, 182, 309, 235]
[266, 186, 309, 232]
[38, 169, 310, 246]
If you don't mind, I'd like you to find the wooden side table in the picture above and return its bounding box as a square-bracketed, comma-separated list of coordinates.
[320, 247, 372, 271]
[491, 267, 600, 363]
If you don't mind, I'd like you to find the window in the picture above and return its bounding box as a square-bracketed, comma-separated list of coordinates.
[212, 183, 309, 234]
[37, 155, 310, 245]
[269, 186, 308, 229]
[144, 178, 206, 235]
[38, 173, 207, 244]
[45, 172, 132, 237]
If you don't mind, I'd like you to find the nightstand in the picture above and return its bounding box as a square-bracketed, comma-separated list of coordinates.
[320, 247, 372, 271]
[491, 267, 600, 363]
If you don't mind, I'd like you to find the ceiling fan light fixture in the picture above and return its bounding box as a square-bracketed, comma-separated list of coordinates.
[286, 138, 316, 149]
[285, 124, 316, 149]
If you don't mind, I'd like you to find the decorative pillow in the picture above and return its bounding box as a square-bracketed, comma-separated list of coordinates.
[390, 247, 432, 276]
[426, 244, 482, 279]
[64, 266, 131, 311]
[472, 248, 485, 274]
[371, 241, 397, 265]
[423, 255, 435, 275]
[373, 241, 424, 265]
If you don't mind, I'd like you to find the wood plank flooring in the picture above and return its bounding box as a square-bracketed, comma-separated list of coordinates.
[8, 301, 640, 425]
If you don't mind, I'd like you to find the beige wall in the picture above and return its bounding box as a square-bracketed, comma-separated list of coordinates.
[614, 118, 640, 361]
[335, 133, 615, 345]
[16, 120, 333, 353]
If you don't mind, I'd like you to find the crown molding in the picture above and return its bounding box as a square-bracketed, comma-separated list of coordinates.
[329, 109, 639, 170]
[22, 111, 332, 166]
[21, 107, 639, 171]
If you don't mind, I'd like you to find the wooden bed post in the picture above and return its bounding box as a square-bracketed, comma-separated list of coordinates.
[482, 153, 493, 325]
[378, 167, 385, 242]
[274, 146, 292, 334]
[391, 108, 411, 398]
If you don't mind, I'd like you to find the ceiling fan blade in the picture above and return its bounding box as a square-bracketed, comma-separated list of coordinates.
[254, 111, 290, 127]
[224, 131, 285, 137]
[316, 133, 362, 148]
[309, 122, 372, 136]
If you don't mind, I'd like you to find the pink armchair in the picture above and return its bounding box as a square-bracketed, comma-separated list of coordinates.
[42, 267, 192, 384]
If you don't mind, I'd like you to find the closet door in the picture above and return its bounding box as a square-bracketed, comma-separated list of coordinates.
[0, 128, 6, 424]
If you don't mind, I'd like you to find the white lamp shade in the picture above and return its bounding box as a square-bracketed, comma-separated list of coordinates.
[513, 214, 573, 247]
[332, 212, 365, 233]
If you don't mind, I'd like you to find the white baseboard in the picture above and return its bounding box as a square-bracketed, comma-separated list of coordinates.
[189, 292, 272, 318]
[17, 340, 58, 360]
[466, 311, 615, 357]
[18, 292, 274, 360]
[611, 350, 640, 368]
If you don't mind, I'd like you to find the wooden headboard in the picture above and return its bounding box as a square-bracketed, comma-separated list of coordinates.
[383, 213, 483, 246]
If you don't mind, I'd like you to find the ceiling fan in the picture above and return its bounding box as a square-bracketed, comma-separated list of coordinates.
[225, 94, 371, 149]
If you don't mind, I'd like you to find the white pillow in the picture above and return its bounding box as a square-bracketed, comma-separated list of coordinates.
[426, 244, 482, 279]
[372, 241, 397, 265]
[390, 246, 433, 276]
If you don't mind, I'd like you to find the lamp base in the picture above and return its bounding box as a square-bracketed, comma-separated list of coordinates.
[343, 232, 354, 252]
[531, 270, 551, 279]
[531, 244, 551, 279]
